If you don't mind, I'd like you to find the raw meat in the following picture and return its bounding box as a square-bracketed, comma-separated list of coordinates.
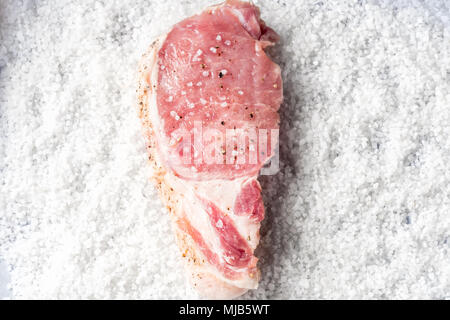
[137, 0, 282, 299]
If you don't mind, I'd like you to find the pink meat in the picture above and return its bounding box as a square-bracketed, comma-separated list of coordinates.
[200, 197, 255, 268]
[138, 0, 282, 299]
[234, 179, 265, 221]
[156, 0, 282, 180]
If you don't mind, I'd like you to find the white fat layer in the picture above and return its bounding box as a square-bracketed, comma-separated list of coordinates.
[231, 8, 247, 28]
[166, 173, 258, 289]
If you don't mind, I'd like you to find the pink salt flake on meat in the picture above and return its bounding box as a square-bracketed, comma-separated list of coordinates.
[137, 0, 282, 299]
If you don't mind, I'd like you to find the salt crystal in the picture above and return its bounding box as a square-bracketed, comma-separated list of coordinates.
[170, 110, 180, 120]
[215, 219, 223, 228]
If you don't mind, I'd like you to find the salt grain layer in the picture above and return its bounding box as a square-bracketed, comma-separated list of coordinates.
[0, 0, 449, 299]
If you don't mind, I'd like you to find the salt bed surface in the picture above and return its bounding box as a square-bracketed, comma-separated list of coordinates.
[0, 0, 449, 299]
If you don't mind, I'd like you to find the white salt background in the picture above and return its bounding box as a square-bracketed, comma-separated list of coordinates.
[0, 0, 449, 299]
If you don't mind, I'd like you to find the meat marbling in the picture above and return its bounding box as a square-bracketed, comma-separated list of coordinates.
[137, 0, 282, 299]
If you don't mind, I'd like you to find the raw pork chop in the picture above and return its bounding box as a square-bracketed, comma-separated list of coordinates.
[137, 0, 282, 299]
